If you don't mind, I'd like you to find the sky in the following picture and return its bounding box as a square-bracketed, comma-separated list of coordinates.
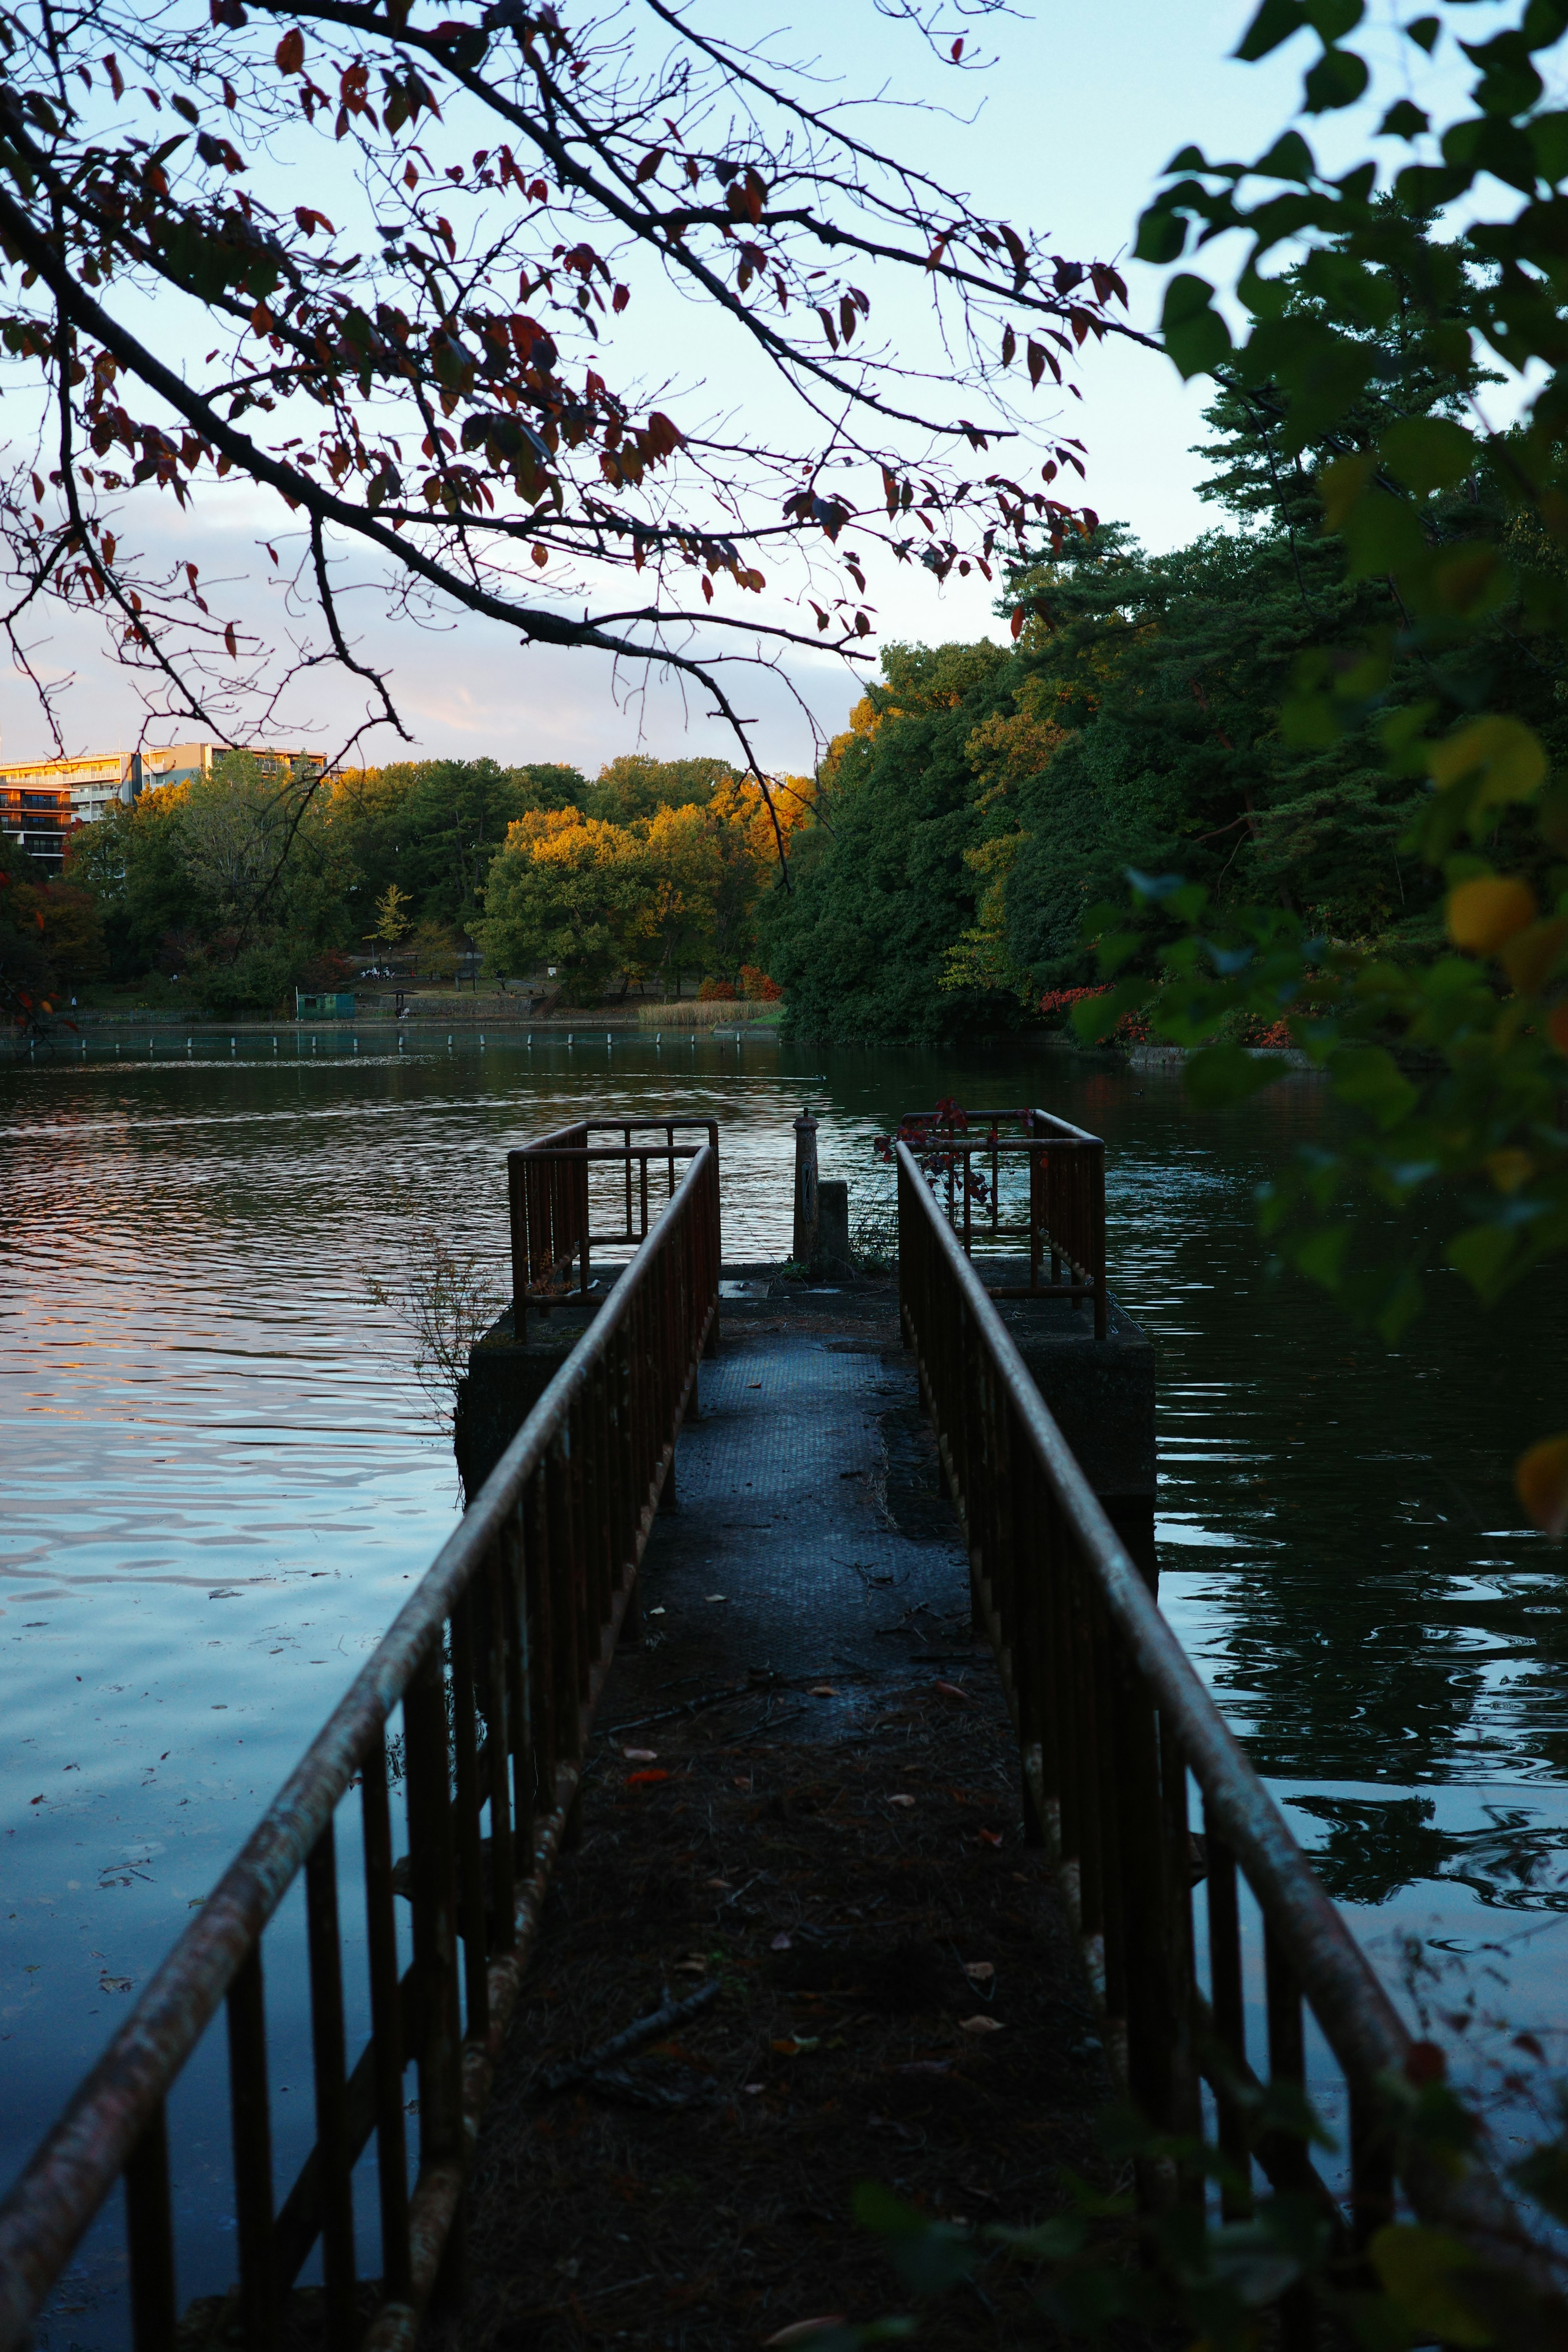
[0, 0, 1512, 777]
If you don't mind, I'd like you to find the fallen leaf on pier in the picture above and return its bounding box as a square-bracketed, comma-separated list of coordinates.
[933, 1680, 972, 1704]
[977, 1829, 1003, 1848]
[963, 1961, 995, 1983]
[771, 1931, 792, 1951]
[958, 2014, 1004, 2036]
[706, 1594, 727, 1604]
[764, 2320, 845, 2346]
[887, 1794, 915, 1809]
[808, 1685, 837, 1698]
[625, 1769, 670, 1787]
[623, 1748, 659, 1762]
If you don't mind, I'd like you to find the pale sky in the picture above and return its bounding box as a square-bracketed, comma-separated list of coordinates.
[0, 1, 1509, 776]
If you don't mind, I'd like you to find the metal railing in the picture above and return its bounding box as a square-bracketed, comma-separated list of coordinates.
[896, 1140, 1553, 2308]
[0, 1140, 721, 2352]
[888, 1105, 1107, 1337]
[508, 1118, 719, 1317]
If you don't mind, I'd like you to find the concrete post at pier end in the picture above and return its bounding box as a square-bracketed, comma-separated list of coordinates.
[792, 1108, 819, 1267]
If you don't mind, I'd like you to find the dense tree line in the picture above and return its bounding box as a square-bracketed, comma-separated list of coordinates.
[9, 751, 805, 1017]
[765, 221, 1568, 1042]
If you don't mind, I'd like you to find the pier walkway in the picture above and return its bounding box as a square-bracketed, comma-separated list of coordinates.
[453, 1273, 1108, 2349]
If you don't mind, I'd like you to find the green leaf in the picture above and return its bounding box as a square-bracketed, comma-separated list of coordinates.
[1527, 109, 1568, 183]
[1255, 130, 1317, 181]
[1379, 98, 1429, 138]
[1184, 1044, 1282, 1109]
[1160, 274, 1232, 379]
[1306, 0, 1364, 35]
[1303, 45, 1369, 111]
[1329, 1046, 1417, 1129]
[1445, 1222, 1517, 1295]
[1511, 2137, 1568, 2224]
[1134, 201, 1187, 265]
[987, 2213, 1086, 2261]
[1235, 0, 1307, 62]
[852, 2181, 977, 2295]
[1378, 416, 1474, 495]
[1294, 1224, 1351, 1287]
[1368, 2225, 1497, 2347]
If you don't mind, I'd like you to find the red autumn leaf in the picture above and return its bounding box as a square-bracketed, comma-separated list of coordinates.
[224, 621, 237, 656]
[950, 37, 963, 61]
[1403, 2040, 1446, 2086]
[274, 27, 304, 74]
[102, 51, 124, 100]
[1010, 606, 1025, 640]
[626, 1768, 670, 1787]
[634, 147, 665, 184]
[1000, 324, 1015, 368]
[978, 1828, 1003, 1848]
[933, 1680, 972, 1704]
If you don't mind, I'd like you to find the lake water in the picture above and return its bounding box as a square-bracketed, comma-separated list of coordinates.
[4, 1028, 1567, 2334]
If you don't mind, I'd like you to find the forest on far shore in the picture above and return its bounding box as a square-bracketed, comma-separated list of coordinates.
[7, 221, 1563, 1036]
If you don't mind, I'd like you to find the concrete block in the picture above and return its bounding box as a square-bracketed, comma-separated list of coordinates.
[986, 1272, 1156, 1588]
[454, 1293, 607, 1500]
[813, 1179, 854, 1279]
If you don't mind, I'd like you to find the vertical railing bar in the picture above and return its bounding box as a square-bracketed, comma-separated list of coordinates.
[304, 1815, 356, 2349]
[449, 1589, 490, 2046]
[226, 1944, 280, 2352]
[1203, 1814, 1253, 2221]
[360, 1724, 412, 2305]
[124, 2100, 178, 2352]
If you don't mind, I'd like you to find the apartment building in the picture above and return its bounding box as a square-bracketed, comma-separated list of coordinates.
[0, 741, 323, 875]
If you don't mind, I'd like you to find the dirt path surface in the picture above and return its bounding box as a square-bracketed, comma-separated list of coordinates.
[455, 1283, 1115, 2350]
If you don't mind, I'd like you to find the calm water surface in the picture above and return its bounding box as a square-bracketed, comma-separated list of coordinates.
[4, 1029, 1567, 2332]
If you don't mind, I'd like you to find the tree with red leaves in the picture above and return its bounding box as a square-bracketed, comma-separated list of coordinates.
[0, 0, 1149, 848]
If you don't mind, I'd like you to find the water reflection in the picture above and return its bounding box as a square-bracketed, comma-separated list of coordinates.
[3, 1031, 1568, 2326]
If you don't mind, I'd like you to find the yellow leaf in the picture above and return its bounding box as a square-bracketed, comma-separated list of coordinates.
[1517, 1435, 1568, 1540]
[1500, 918, 1568, 996]
[1447, 877, 1537, 955]
[1427, 717, 1547, 804]
[1369, 2225, 1496, 2347]
[1319, 451, 1377, 531]
[1484, 1149, 1534, 1194]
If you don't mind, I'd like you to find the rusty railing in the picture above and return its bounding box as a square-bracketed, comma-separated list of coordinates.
[889, 1105, 1107, 1337]
[508, 1118, 719, 1314]
[0, 1138, 721, 2352]
[896, 1140, 1552, 2309]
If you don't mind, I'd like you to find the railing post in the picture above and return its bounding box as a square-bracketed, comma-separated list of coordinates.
[792, 1107, 819, 1266]
[404, 1641, 465, 2314]
[360, 1728, 412, 2304]
[303, 1818, 356, 2349]
[124, 2102, 177, 2352]
[226, 1946, 280, 2352]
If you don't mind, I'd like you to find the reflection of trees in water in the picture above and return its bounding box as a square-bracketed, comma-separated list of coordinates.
[1209, 1573, 1488, 1784]
[1290, 1794, 1568, 1914]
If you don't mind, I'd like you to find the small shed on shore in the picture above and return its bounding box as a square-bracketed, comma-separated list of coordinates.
[294, 989, 356, 1018]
